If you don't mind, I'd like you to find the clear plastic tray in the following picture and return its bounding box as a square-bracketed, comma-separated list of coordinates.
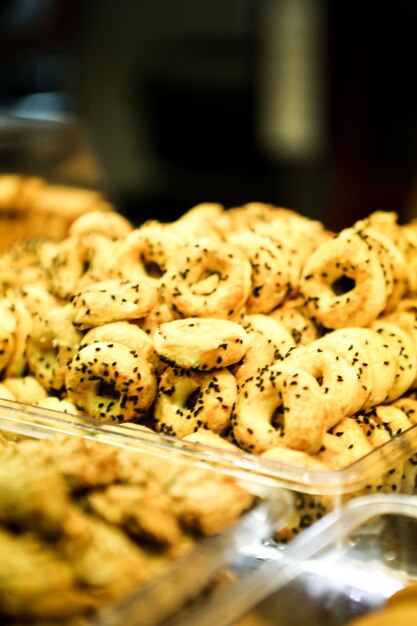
[165, 493, 417, 626]
[1, 397, 417, 537]
[0, 403, 292, 626]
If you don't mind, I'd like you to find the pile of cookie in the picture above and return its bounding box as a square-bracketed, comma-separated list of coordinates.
[1, 197, 417, 494]
[0, 173, 112, 251]
[0, 431, 255, 624]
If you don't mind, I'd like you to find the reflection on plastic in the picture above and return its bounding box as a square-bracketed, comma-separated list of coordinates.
[174, 495, 417, 626]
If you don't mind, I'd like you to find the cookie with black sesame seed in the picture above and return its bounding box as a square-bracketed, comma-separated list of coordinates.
[318, 416, 374, 470]
[65, 341, 157, 422]
[299, 229, 387, 328]
[231, 324, 277, 389]
[26, 304, 82, 393]
[80, 321, 158, 370]
[268, 299, 319, 346]
[355, 405, 412, 493]
[226, 230, 291, 314]
[113, 221, 188, 287]
[243, 314, 296, 360]
[380, 309, 417, 389]
[0, 299, 17, 374]
[233, 362, 328, 454]
[314, 330, 374, 413]
[70, 279, 158, 329]
[391, 395, 417, 424]
[153, 365, 237, 438]
[370, 320, 417, 402]
[323, 326, 398, 407]
[153, 317, 249, 371]
[284, 344, 361, 426]
[161, 240, 252, 320]
[49, 232, 116, 300]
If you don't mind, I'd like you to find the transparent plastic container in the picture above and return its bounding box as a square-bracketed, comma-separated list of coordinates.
[1, 397, 417, 539]
[0, 402, 292, 626]
[164, 493, 417, 626]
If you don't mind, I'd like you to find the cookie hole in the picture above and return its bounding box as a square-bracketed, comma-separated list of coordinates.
[271, 404, 285, 433]
[184, 387, 201, 411]
[97, 380, 120, 401]
[192, 272, 220, 295]
[82, 259, 91, 274]
[46, 345, 59, 361]
[140, 255, 164, 279]
[331, 275, 356, 296]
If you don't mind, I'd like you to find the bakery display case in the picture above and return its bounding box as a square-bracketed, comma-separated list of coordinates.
[2, 4, 417, 623]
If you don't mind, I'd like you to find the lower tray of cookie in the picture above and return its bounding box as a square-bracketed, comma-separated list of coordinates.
[0, 407, 292, 626]
[1, 396, 417, 544]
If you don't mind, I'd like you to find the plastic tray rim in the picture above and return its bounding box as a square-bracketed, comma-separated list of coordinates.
[0, 398, 416, 495]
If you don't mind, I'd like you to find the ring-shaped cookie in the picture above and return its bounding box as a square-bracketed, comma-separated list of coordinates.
[382, 312, 417, 390]
[173, 203, 225, 240]
[318, 417, 374, 469]
[70, 279, 158, 329]
[80, 321, 157, 369]
[68, 209, 133, 239]
[370, 320, 417, 402]
[243, 314, 296, 360]
[313, 330, 374, 413]
[284, 344, 361, 427]
[153, 317, 249, 370]
[231, 325, 277, 389]
[161, 241, 252, 319]
[0, 300, 16, 374]
[114, 222, 188, 286]
[2, 375, 48, 405]
[252, 224, 304, 294]
[268, 301, 319, 346]
[25, 304, 82, 393]
[153, 365, 237, 438]
[325, 326, 398, 407]
[227, 231, 291, 313]
[233, 363, 328, 454]
[353, 229, 397, 311]
[66, 341, 157, 422]
[300, 230, 387, 328]
[49, 234, 116, 299]
[359, 226, 408, 311]
[356, 211, 408, 255]
[354, 406, 412, 492]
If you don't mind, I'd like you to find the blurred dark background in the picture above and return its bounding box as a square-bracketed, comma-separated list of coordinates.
[0, 0, 417, 231]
